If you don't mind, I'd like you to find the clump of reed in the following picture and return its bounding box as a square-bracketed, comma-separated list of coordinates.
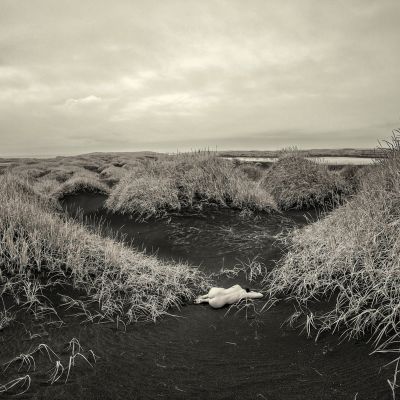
[106, 151, 277, 218]
[7, 165, 49, 180]
[45, 167, 77, 183]
[0, 173, 208, 325]
[338, 164, 375, 193]
[32, 178, 61, 195]
[264, 133, 400, 365]
[262, 150, 351, 210]
[238, 164, 265, 181]
[99, 165, 127, 186]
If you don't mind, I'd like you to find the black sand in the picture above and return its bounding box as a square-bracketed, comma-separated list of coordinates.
[0, 193, 392, 399]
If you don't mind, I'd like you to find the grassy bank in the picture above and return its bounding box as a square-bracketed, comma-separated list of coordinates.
[52, 175, 111, 199]
[0, 153, 158, 206]
[2, 150, 363, 214]
[262, 150, 352, 209]
[264, 134, 400, 357]
[106, 152, 277, 218]
[0, 173, 207, 325]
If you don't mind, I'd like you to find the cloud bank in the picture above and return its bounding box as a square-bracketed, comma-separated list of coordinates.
[0, 0, 399, 155]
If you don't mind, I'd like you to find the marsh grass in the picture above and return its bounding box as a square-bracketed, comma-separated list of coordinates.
[2, 149, 356, 215]
[52, 175, 110, 199]
[238, 163, 265, 181]
[217, 255, 269, 283]
[0, 300, 14, 331]
[0, 375, 31, 395]
[99, 165, 127, 186]
[2, 152, 155, 201]
[106, 151, 277, 218]
[1, 339, 96, 395]
[262, 149, 352, 210]
[263, 132, 400, 391]
[0, 173, 208, 326]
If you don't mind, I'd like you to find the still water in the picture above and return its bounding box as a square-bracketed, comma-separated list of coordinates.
[224, 156, 375, 165]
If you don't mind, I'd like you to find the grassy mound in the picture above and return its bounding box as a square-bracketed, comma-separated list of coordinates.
[99, 165, 127, 186]
[106, 152, 277, 218]
[262, 151, 350, 209]
[0, 173, 207, 324]
[53, 175, 110, 199]
[265, 136, 399, 352]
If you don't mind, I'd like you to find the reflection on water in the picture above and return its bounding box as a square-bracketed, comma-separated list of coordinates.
[224, 156, 376, 165]
[0, 194, 391, 400]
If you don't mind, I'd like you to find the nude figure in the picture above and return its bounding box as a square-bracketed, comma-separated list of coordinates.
[194, 285, 263, 309]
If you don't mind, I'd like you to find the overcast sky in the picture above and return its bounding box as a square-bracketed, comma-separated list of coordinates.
[1, 0, 399, 156]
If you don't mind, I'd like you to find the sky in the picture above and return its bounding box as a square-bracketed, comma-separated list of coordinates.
[1, 0, 399, 156]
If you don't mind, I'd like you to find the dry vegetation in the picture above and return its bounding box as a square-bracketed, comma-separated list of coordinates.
[0, 173, 208, 325]
[262, 150, 352, 209]
[264, 133, 400, 368]
[1, 149, 360, 215]
[0, 146, 374, 331]
[106, 152, 277, 218]
[0, 339, 97, 395]
[0, 141, 395, 392]
[52, 175, 110, 199]
[0, 152, 160, 198]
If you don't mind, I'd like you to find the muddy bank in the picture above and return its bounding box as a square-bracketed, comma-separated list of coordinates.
[0, 193, 391, 399]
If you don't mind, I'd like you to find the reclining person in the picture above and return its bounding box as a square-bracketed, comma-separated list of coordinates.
[194, 284, 263, 309]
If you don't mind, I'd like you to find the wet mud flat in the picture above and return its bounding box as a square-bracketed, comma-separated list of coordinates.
[0, 193, 392, 399]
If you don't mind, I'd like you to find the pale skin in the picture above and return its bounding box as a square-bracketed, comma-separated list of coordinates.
[194, 285, 263, 309]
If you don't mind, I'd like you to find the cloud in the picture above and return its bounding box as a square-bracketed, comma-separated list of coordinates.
[113, 91, 219, 121]
[64, 95, 102, 106]
[0, 0, 399, 155]
[62, 95, 105, 112]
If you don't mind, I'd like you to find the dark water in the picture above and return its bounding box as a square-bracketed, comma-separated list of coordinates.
[0, 194, 392, 399]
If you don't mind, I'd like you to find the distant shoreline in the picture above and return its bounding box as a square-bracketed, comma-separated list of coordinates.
[0, 147, 385, 162]
[218, 148, 385, 159]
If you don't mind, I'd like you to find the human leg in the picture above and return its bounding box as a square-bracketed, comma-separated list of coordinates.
[193, 298, 210, 304]
[245, 291, 263, 299]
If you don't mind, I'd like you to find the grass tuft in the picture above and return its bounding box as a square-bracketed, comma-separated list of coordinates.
[52, 176, 110, 199]
[106, 151, 277, 218]
[0, 172, 208, 324]
[262, 150, 352, 209]
[264, 132, 400, 357]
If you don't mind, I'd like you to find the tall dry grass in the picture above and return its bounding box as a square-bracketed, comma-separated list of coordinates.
[99, 165, 127, 186]
[52, 175, 110, 199]
[0, 173, 207, 324]
[262, 150, 351, 210]
[1, 153, 165, 204]
[264, 133, 400, 358]
[5, 161, 111, 199]
[106, 152, 277, 218]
